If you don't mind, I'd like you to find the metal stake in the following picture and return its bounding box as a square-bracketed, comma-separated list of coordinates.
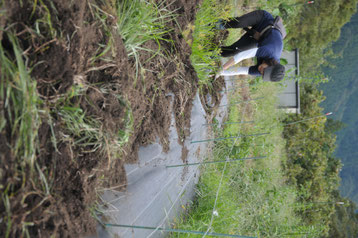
[219, 97, 264, 107]
[104, 223, 256, 238]
[166, 156, 267, 168]
[203, 121, 255, 126]
[284, 112, 333, 126]
[224, 78, 246, 82]
[219, 85, 247, 93]
[190, 132, 270, 144]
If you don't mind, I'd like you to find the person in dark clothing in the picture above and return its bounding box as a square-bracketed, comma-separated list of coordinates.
[216, 10, 286, 82]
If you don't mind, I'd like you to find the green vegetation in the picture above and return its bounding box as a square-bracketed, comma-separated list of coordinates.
[0, 32, 44, 238]
[172, 82, 313, 237]
[171, 0, 358, 237]
[172, 82, 343, 237]
[2, 0, 358, 236]
[328, 191, 358, 238]
[53, 81, 133, 161]
[319, 11, 358, 206]
[115, 0, 174, 77]
[187, 0, 231, 86]
[285, 0, 358, 71]
[0, 34, 42, 167]
[282, 83, 343, 236]
[1, 0, 168, 236]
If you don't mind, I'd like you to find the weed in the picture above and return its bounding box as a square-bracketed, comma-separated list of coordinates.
[2, 194, 12, 238]
[88, 1, 117, 64]
[0, 31, 53, 238]
[0, 32, 41, 168]
[54, 82, 133, 163]
[58, 105, 103, 151]
[189, 0, 231, 87]
[30, 0, 57, 38]
[115, 0, 174, 78]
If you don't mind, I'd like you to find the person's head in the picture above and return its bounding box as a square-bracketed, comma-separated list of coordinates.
[258, 59, 285, 82]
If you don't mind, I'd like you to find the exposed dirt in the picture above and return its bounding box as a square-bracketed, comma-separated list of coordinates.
[0, 0, 224, 237]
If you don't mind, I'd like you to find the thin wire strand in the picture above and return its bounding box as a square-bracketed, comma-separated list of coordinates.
[120, 168, 183, 237]
[150, 79, 252, 237]
[203, 86, 252, 237]
[146, 165, 201, 237]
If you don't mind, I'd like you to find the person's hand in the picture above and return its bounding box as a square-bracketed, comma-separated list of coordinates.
[244, 27, 260, 40]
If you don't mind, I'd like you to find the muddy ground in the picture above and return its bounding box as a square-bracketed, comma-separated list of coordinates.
[0, 0, 226, 237]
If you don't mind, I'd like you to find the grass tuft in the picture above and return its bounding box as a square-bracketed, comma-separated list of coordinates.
[115, 0, 174, 78]
[30, 0, 57, 38]
[189, 0, 231, 87]
[0, 31, 46, 238]
[0, 33, 42, 168]
[54, 83, 133, 162]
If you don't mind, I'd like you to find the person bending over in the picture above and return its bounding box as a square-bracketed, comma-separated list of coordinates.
[216, 10, 286, 82]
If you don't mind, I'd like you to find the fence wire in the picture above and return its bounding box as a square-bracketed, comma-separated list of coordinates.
[203, 85, 252, 238]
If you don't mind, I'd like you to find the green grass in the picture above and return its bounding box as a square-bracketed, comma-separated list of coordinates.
[170, 1, 311, 235]
[115, 0, 174, 78]
[58, 106, 103, 151]
[88, 1, 117, 65]
[0, 32, 45, 238]
[1, 2, 136, 235]
[54, 82, 133, 162]
[171, 81, 322, 237]
[30, 0, 58, 38]
[188, 0, 232, 87]
[0, 33, 42, 168]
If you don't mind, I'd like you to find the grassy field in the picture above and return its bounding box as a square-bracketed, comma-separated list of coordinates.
[170, 0, 325, 237]
[170, 81, 317, 237]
